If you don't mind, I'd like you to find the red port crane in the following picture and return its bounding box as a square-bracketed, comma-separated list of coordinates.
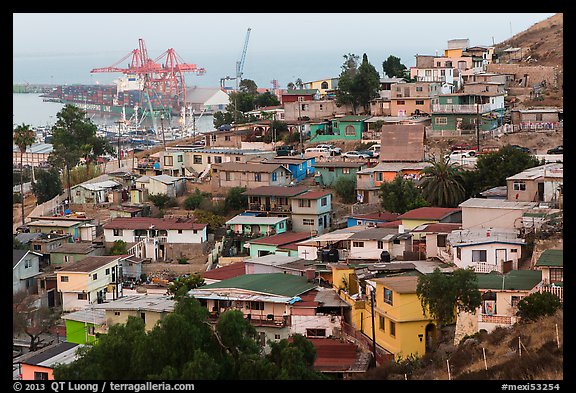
[90, 38, 205, 112]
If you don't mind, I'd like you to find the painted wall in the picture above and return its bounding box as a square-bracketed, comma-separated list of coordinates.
[65, 319, 97, 345]
[104, 309, 168, 332]
[13, 253, 40, 295]
[462, 208, 525, 230]
[454, 243, 522, 271]
[19, 364, 54, 380]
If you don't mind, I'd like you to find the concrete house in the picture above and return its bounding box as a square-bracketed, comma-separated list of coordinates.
[248, 232, 315, 258]
[212, 162, 293, 189]
[459, 198, 539, 230]
[346, 212, 400, 228]
[158, 150, 186, 177]
[243, 185, 309, 215]
[61, 308, 107, 345]
[347, 227, 413, 262]
[510, 107, 562, 131]
[146, 174, 186, 198]
[290, 189, 333, 235]
[315, 162, 367, 187]
[15, 342, 82, 380]
[309, 116, 371, 143]
[13, 250, 42, 295]
[185, 86, 230, 113]
[259, 156, 315, 183]
[56, 255, 123, 312]
[226, 215, 289, 237]
[102, 217, 208, 262]
[506, 163, 563, 207]
[49, 242, 105, 265]
[389, 81, 441, 117]
[397, 206, 462, 232]
[70, 180, 121, 204]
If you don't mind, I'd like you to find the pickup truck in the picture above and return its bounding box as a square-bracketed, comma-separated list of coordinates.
[276, 145, 297, 156]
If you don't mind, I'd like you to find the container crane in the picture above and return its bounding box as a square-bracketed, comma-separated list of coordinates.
[235, 28, 251, 90]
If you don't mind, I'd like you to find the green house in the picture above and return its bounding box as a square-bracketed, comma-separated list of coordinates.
[226, 215, 289, 237]
[314, 162, 368, 187]
[431, 92, 505, 133]
[249, 232, 313, 258]
[61, 308, 107, 345]
[309, 115, 371, 142]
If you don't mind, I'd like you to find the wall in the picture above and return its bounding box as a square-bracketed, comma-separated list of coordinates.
[454, 243, 522, 270]
[486, 64, 558, 88]
[65, 319, 97, 345]
[462, 208, 525, 230]
[291, 315, 342, 337]
[105, 309, 167, 332]
[20, 364, 54, 380]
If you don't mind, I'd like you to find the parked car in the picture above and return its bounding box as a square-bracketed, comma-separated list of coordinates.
[276, 145, 297, 156]
[316, 144, 342, 156]
[547, 145, 563, 155]
[357, 150, 374, 158]
[510, 145, 531, 153]
[342, 150, 371, 159]
[368, 144, 380, 158]
[445, 150, 476, 159]
[304, 147, 331, 159]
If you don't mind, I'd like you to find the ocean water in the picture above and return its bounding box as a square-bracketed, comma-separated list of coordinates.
[12, 93, 216, 132]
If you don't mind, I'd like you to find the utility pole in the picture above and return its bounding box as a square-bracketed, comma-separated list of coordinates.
[370, 287, 377, 367]
[160, 112, 166, 151]
[114, 119, 124, 170]
[476, 96, 480, 151]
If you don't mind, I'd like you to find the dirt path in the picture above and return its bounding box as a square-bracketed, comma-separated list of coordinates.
[13, 193, 37, 233]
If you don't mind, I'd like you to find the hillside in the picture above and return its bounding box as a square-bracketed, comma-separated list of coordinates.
[356, 311, 563, 380]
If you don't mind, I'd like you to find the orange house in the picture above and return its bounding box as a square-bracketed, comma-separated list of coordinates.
[16, 342, 81, 380]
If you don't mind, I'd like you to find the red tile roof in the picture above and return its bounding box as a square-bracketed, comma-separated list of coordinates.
[397, 207, 461, 221]
[250, 232, 313, 246]
[291, 190, 332, 199]
[306, 338, 361, 372]
[376, 220, 402, 228]
[102, 217, 207, 230]
[202, 262, 246, 281]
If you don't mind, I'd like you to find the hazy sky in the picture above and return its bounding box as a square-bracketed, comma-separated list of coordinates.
[13, 13, 557, 88]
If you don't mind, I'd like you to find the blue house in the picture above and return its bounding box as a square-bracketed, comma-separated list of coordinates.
[261, 156, 315, 182]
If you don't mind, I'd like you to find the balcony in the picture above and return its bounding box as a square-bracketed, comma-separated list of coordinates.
[207, 311, 290, 328]
[133, 236, 167, 244]
[248, 203, 291, 213]
[432, 103, 492, 114]
[479, 313, 516, 326]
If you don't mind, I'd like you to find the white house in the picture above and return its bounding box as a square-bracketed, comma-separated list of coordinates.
[146, 174, 186, 198]
[185, 86, 230, 114]
[13, 250, 42, 295]
[447, 228, 525, 273]
[102, 217, 208, 262]
[347, 227, 413, 261]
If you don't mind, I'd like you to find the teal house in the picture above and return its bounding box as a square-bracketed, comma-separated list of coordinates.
[248, 232, 314, 258]
[226, 215, 289, 237]
[431, 92, 505, 133]
[314, 162, 368, 187]
[309, 115, 371, 142]
[61, 308, 107, 345]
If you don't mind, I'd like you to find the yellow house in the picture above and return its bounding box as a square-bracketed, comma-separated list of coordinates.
[370, 276, 436, 360]
[56, 255, 123, 312]
[92, 295, 175, 333]
[397, 206, 462, 232]
[303, 78, 339, 98]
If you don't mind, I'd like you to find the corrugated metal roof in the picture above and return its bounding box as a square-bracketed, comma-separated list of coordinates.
[226, 215, 288, 225]
[475, 270, 542, 291]
[92, 295, 175, 312]
[18, 342, 80, 367]
[197, 273, 317, 297]
[398, 207, 461, 221]
[380, 124, 426, 162]
[103, 217, 206, 230]
[249, 231, 313, 246]
[535, 249, 563, 267]
[459, 198, 538, 210]
[61, 308, 107, 324]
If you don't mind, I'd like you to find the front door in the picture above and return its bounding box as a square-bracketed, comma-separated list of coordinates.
[496, 249, 507, 270]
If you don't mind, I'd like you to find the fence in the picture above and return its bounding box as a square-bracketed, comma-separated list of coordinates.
[341, 321, 394, 366]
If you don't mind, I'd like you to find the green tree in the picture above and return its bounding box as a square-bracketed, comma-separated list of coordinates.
[225, 187, 248, 212]
[416, 267, 482, 327]
[31, 167, 63, 204]
[382, 55, 408, 78]
[80, 136, 114, 177]
[334, 175, 357, 204]
[419, 156, 466, 207]
[148, 193, 176, 214]
[13, 123, 36, 226]
[516, 291, 562, 322]
[335, 53, 360, 113]
[184, 189, 212, 210]
[193, 210, 226, 233]
[13, 237, 28, 250]
[268, 334, 326, 380]
[254, 91, 280, 108]
[167, 274, 205, 299]
[13, 291, 61, 351]
[212, 110, 235, 129]
[356, 53, 382, 113]
[109, 240, 128, 255]
[379, 174, 429, 214]
[239, 79, 258, 95]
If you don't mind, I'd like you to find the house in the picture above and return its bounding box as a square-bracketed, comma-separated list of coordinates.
[455, 269, 543, 343]
[446, 228, 525, 273]
[315, 162, 367, 187]
[409, 222, 462, 260]
[24, 233, 71, 266]
[12, 142, 53, 168]
[283, 99, 352, 122]
[431, 92, 505, 134]
[259, 156, 315, 182]
[61, 308, 107, 345]
[109, 204, 147, 219]
[130, 186, 149, 204]
[102, 217, 208, 262]
[15, 342, 82, 380]
[459, 198, 539, 230]
[346, 212, 400, 228]
[280, 89, 319, 104]
[303, 78, 339, 98]
[185, 86, 230, 113]
[347, 227, 413, 262]
[506, 163, 563, 207]
[249, 232, 314, 258]
[226, 215, 288, 238]
[188, 273, 319, 351]
[355, 161, 431, 204]
[309, 115, 371, 143]
[158, 150, 186, 177]
[243, 185, 309, 215]
[13, 250, 42, 295]
[202, 261, 247, 284]
[92, 295, 175, 332]
[389, 81, 441, 117]
[290, 189, 333, 235]
[70, 180, 121, 204]
[532, 249, 563, 302]
[211, 162, 293, 189]
[120, 255, 146, 280]
[49, 242, 105, 265]
[180, 148, 277, 177]
[26, 218, 92, 243]
[380, 124, 427, 162]
[56, 255, 124, 312]
[146, 174, 186, 198]
[510, 107, 563, 131]
[397, 206, 462, 231]
[296, 226, 368, 262]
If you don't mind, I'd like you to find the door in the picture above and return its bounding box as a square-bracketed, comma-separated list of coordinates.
[496, 249, 507, 269]
[537, 182, 544, 202]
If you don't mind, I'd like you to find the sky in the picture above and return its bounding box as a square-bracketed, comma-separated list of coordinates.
[13, 13, 557, 89]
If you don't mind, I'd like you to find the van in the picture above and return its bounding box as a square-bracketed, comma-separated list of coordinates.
[368, 144, 380, 157]
[304, 147, 330, 159]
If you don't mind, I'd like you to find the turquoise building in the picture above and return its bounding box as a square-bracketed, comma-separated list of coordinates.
[431, 92, 505, 133]
[309, 115, 371, 142]
[314, 162, 368, 187]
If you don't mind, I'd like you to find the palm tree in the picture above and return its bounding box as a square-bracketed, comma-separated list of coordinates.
[13, 124, 36, 227]
[419, 155, 466, 208]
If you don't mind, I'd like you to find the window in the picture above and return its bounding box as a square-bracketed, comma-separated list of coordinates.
[214, 156, 223, 164]
[425, 70, 432, 77]
[456, 247, 461, 260]
[510, 249, 517, 253]
[298, 199, 311, 208]
[416, 86, 423, 92]
[302, 218, 315, 226]
[342, 168, 350, 174]
[352, 241, 364, 248]
[440, 69, 446, 76]
[446, 98, 453, 104]
[435, 117, 448, 125]
[60, 276, 69, 282]
[437, 234, 447, 247]
[24, 258, 32, 269]
[78, 293, 88, 300]
[472, 250, 487, 262]
[225, 172, 231, 181]
[114, 311, 121, 316]
[416, 100, 425, 105]
[34, 372, 49, 380]
[92, 273, 98, 280]
[329, 167, 335, 172]
[511, 296, 523, 309]
[274, 334, 281, 340]
[550, 268, 563, 283]
[379, 316, 385, 331]
[345, 125, 356, 136]
[178, 229, 183, 234]
[321, 197, 327, 206]
[193, 155, 202, 164]
[177, 155, 183, 162]
[254, 173, 262, 182]
[113, 228, 123, 236]
[384, 288, 393, 305]
[397, 100, 405, 105]
[33, 244, 41, 251]
[436, 62, 441, 67]
[389, 320, 396, 337]
[306, 328, 326, 338]
[513, 182, 526, 191]
[536, 113, 543, 121]
[279, 222, 285, 229]
[224, 135, 231, 141]
[163, 156, 173, 166]
[376, 173, 383, 181]
[377, 241, 384, 249]
[247, 301, 264, 310]
[105, 268, 110, 275]
[272, 172, 277, 182]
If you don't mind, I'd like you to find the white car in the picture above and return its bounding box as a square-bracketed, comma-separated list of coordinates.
[368, 144, 380, 158]
[316, 144, 342, 156]
[445, 150, 476, 159]
[342, 150, 371, 159]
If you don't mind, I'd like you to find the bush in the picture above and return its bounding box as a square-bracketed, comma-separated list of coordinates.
[334, 176, 356, 204]
[13, 192, 22, 204]
[516, 291, 562, 322]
